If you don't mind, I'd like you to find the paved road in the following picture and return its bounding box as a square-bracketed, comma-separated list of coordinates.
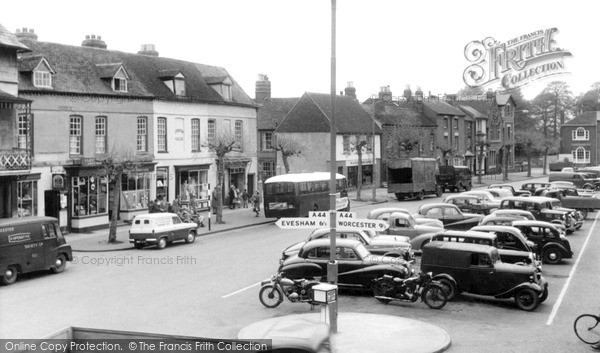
[1, 176, 598, 352]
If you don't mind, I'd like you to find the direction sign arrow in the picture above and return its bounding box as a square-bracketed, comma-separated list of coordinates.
[275, 217, 329, 229]
[335, 218, 389, 231]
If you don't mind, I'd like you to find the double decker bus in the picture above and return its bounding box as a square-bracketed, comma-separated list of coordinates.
[263, 172, 350, 218]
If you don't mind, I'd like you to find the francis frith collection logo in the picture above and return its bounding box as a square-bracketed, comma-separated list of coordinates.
[463, 28, 572, 89]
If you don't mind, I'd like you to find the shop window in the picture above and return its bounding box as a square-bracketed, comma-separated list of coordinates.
[72, 176, 108, 217]
[156, 168, 169, 201]
[179, 169, 209, 201]
[121, 172, 151, 211]
[17, 180, 37, 217]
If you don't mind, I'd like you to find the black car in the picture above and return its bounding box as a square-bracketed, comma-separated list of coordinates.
[279, 238, 410, 292]
[413, 203, 483, 230]
[511, 220, 573, 264]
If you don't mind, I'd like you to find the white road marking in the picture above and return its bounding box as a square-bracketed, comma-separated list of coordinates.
[546, 212, 600, 325]
[221, 280, 266, 299]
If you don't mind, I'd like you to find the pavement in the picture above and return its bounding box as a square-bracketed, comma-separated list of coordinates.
[62, 168, 548, 353]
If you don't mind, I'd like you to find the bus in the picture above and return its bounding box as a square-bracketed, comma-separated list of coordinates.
[263, 172, 350, 218]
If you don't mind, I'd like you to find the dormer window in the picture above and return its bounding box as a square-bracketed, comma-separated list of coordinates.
[159, 70, 186, 96]
[31, 58, 55, 88]
[97, 63, 130, 93]
[206, 76, 233, 100]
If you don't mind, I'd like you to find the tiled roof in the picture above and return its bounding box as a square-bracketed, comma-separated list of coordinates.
[276, 92, 382, 134]
[0, 24, 30, 51]
[423, 100, 465, 116]
[17, 39, 255, 106]
[495, 93, 512, 106]
[458, 105, 488, 119]
[0, 89, 31, 103]
[564, 111, 600, 126]
[375, 104, 436, 127]
[257, 97, 299, 130]
[95, 63, 124, 78]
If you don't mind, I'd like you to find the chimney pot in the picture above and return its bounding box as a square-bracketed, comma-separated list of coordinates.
[255, 73, 271, 102]
[86, 35, 90, 39]
[97, 35, 102, 40]
[23, 27, 28, 32]
[137, 44, 159, 56]
[82, 34, 107, 49]
[15, 27, 38, 42]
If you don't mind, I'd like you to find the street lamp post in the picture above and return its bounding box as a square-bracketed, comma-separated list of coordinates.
[476, 131, 487, 184]
[370, 94, 379, 202]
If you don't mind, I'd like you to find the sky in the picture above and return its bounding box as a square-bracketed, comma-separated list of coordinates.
[2, 0, 598, 102]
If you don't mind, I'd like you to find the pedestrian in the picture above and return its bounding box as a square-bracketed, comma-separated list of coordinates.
[157, 196, 168, 212]
[251, 191, 261, 217]
[211, 186, 220, 214]
[151, 198, 162, 213]
[148, 199, 155, 213]
[190, 194, 198, 214]
[172, 196, 181, 214]
[229, 185, 238, 209]
[241, 189, 249, 208]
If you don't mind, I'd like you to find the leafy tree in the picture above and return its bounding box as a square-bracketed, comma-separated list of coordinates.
[514, 130, 543, 177]
[97, 147, 150, 243]
[207, 129, 245, 224]
[274, 134, 302, 174]
[349, 136, 369, 200]
[573, 82, 600, 114]
[457, 85, 485, 98]
[542, 81, 573, 138]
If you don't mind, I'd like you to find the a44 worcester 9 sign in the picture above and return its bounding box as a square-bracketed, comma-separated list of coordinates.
[463, 28, 572, 90]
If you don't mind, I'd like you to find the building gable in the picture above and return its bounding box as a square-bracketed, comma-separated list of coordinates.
[275, 94, 330, 133]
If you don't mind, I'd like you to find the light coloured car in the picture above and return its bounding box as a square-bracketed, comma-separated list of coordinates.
[129, 213, 198, 249]
[366, 207, 444, 228]
[486, 188, 515, 200]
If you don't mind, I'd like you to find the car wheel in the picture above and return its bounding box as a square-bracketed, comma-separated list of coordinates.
[584, 184, 593, 190]
[416, 191, 424, 201]
[185, 231, 196, 244]
[465, 183, 472, 191]
[51, 254, 67, 274]
[435, 186, 443, 197]
[395, 193, 405, 201]
[157, 237, 168, 250]
[259, 285, 283, 308]
[1, 266, 18, 285]
[134, 243, 145, 250]
[542, 247, 562, 264]
[436, 277, 457, 301]
[539, 287, 549, 303]
[515, 288, 540, 311]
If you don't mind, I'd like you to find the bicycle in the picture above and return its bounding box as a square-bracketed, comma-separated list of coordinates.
[574, 310, 600, 344]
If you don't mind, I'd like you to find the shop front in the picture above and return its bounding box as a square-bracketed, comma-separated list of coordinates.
[64, 165, 110, 232]
[175, 164, 211, 205]
[0, 172, 41, 218]
[119, 163, 156, 221]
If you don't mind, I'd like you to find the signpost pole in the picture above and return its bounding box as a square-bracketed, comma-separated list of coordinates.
[328, 0, 338, 334]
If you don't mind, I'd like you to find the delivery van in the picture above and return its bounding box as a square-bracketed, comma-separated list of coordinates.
[0, 216, 73, 285]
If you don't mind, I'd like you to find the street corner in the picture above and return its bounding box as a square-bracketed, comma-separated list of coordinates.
[330, 312, 451, 353]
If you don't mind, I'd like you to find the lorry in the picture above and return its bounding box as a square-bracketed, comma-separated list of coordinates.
[387, 158, 442, 201]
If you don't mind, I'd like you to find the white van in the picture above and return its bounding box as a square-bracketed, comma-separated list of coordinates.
[129, 213, 198, 249]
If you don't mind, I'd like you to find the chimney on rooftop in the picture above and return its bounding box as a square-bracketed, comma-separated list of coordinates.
[403, 85, 412, 100]
[15, 27, 38, 41]
[255, 74, 271, 102]
[379, 85, 392, 101]
[344, 81, 357, 100]
[138, 44, 159, 57]
[82, 34, 107, 49]
[486, 88, 495, 100]
[415, 86, 424, 100]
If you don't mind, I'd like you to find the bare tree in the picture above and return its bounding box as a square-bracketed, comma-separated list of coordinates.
[436, 141, 456, 167]
[515, 130, 543, 177]
[96, 147, 150, 243]
[207, 129, 245, 224]
[543, 81, 573, 138]
[274, 134, 302, 174]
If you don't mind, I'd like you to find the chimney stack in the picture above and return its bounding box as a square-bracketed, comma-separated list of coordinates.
[15, 27, 37, 41]
[82, 34, 107, 49]
[378, 85, 392, 101]
[403, 85, 412, 100]
[138, 44, 159, 56]
[255, 74, 271, 102]
[344, 81, 357, 100]
[486, 88, 495, 100]
[415, 86, 424, 100]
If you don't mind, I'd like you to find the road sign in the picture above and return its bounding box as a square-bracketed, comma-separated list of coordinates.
[309, 211, 356, 219]
[275, 217, 329, 229]
[335, 218, 389, 231]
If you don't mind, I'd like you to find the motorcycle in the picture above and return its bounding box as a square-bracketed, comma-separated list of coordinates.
[373, 271, 448, 309]
[259, 273, 320, 308]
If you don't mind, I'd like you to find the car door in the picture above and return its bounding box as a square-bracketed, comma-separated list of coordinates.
[468, 252, 501, 295]
[442, 207, 471, 229]
[424, 207, 444, 223]
[171, 215, 186, 240]
[334, 246, 366, 288]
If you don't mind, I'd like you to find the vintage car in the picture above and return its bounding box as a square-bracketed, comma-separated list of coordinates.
[462, 190, 503, 209]
[512, 220, 573, 264]
[549, 184, 595, 198]
[521, 182, 551, 193]
[381, 212, 443, 239]
[279, 239, 410, 292]
[488, 184, 531, 197]
[281, 228, 412, 260]
[366, 207, 444, 228]
[413, 203, 483, 230]
[421, 242, 548, 311]
[486, 188, 516, 200]
[471, 225, 537, 254]
[478, 216, 521, 226]
[443, 194, 498, 215]
[129, 213, 198, 249]
[489, 209, 536, 221]
[549, 172, 600, 190]
[499, 197, 579, 234]
[533, 188, 600, 220]
[429, 229, 538, 271]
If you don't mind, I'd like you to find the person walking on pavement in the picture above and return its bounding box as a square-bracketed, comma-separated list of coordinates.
[172, 196, 181, 214]
[241, 189, 249, 208]
[229, 185, 238, 209]
[251, 191, 261, 217]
